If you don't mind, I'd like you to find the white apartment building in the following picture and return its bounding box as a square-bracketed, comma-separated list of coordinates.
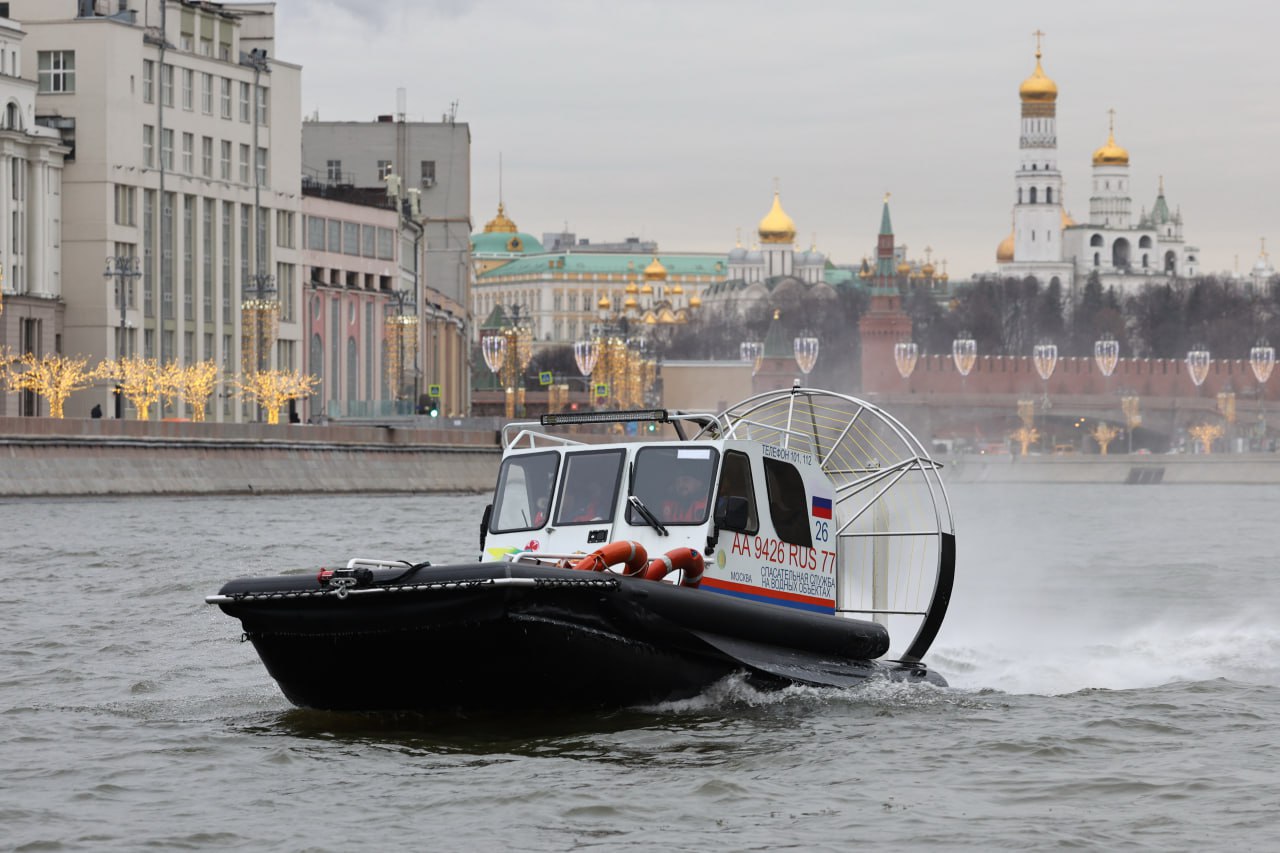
[0, 13, 69, 416]
[9, 0, 301, 420]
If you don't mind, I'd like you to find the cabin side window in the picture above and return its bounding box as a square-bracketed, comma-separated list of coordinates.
[763, 458, 813, 548]
[490, 451, 559, 533]
[554, 449, 626, 526]
[713, 450, 758, 534]
[626, 446, 719, 525]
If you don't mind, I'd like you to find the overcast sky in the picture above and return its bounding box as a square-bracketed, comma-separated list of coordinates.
[274, 0, 1280, 280]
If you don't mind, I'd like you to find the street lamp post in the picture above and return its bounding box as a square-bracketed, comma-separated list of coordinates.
[104, 255, 142, 419]
[384, 288, 418, 413]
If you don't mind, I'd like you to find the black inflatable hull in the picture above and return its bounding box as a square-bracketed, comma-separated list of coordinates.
[212, 562, 944, 711]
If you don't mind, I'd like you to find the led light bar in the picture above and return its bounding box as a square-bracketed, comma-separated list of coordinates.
[540, 409, 669, 426]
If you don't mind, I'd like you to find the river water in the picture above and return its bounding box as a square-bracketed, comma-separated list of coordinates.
[3, 485, 1277, 851]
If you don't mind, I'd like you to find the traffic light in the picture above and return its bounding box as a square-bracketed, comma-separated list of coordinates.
[427, 397, 440, 418]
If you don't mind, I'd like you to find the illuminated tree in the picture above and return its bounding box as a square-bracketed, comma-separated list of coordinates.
[1010, 425, 1039, 456]
[1091, 422, 1120, 455]
[167, 360, 222, 422]
[237, 369, 318, 425]
[2, 352, 97, 418]
[1188, 422, 1224, 455]
[100, 355, 180, 421]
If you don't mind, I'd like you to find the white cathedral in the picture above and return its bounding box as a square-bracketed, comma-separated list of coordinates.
[995, 40, 1199, 292]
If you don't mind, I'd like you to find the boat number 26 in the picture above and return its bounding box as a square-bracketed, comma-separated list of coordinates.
[813, 520, 829, 542]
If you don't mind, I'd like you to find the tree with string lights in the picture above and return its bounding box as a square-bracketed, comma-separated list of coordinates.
[99, 355, 180, 421]
[166, 361, 222, 422]
[237, 370, 318, 425]
[1, 352, 98, 419]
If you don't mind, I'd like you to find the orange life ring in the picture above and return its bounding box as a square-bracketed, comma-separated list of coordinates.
[642, 548, 705, 588]
[572, 540, 649, 576]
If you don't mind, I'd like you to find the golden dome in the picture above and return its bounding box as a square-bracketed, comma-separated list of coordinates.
[671, 283, 684, 295]
[1019, 51, 1057, 103]
[1092, 131, 1130, 166]
[1061, 209, 1077, 228]
[896, 260, 911, 275]
[689, 294, 702, 308]
[757, 191, 797, 244]
[640, 282, 654, 295]
[996, 231, 1014, 262]
[625, 280, 639, 294]
[921, 262, 936, 277]
[597, 294, 612, 310]
[623, 295, 638, 309]
[483, 202, 517, 234]
[643, 256, 667, 280]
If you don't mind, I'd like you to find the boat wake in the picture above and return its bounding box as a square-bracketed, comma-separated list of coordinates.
[932, 609, 1280, 696]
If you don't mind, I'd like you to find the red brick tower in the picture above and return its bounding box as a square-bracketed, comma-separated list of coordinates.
[858, 196, 913, 394]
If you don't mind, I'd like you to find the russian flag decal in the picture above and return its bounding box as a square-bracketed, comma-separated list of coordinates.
[811, 495, 833, 519]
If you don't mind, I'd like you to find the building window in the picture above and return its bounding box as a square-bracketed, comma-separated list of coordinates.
[143, 125, 154, 168]
[181, 132, 194, 173]
[326, 159, 342, 182]
[160, 63, 173, 106]
[239, 143, 250, 183]
[276, 211, 295, 248]
[182, 68, 193, 110]
[220, 140, 231, 180]
[420, 160, 436, 188]
[277, 262, 295, 323]
[201, 72, 213, 114]
[220, 77, 232, 119]
[256, 147, 267, 186]
[377, 159, 392, 179]
[161, 128, 174, 170]
[114, 185, 136, 226]
[142, 60, 154, 103]
[256, 85, 268, 125]
[37, 51, 75, 93]
[307, 216, 325, 250]
[239, 81, 250, 122]
[201, 136, 213, 177]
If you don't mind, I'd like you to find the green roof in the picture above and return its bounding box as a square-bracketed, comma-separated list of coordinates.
[477, 252, 727, 280]
[763, 311, 791, 358]
[824, 268, 855, 286]
[470, 231, 544, 255]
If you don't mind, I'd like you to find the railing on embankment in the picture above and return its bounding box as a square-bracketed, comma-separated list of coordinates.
[0, 417, 502, 496]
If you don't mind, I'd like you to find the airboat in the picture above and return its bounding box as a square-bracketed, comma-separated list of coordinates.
[207, 386, 956, 711]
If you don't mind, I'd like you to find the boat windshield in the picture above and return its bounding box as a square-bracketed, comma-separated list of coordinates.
[554, 449, 626, 526]
[491, 451, 559, 533]
[626, 446, 719, 525]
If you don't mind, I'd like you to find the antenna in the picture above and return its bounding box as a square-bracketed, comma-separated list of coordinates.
[498, 152, 503, 206]
[396, 87, 406, 122]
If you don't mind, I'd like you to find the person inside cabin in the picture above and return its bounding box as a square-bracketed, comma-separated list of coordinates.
[567, 480, 609, 522]
[662, 473, 709, 523]
[532, 496, 549, 527]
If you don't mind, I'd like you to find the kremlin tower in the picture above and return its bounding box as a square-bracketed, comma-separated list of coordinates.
[858, 196, 913, 394]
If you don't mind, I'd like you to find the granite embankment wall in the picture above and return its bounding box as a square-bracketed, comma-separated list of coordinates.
[941, 452, 1280, 485]
[0, 417, 502, 496]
